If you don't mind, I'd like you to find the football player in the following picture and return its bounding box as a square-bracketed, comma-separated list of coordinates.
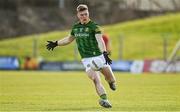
[46, 4, 116, 108]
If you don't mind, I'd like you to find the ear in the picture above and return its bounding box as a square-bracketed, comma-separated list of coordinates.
[77, 12, 79, 18]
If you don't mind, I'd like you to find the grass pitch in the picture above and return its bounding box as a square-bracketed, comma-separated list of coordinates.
[0, 71, 180, 111]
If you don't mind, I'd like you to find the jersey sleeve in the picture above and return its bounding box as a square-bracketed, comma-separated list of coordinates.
[70, 23, 77, 37]
[70, 28, 75, 36]
[94, 24, 102, 34]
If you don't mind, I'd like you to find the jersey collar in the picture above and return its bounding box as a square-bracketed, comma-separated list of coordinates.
[79, 19, 91, 25]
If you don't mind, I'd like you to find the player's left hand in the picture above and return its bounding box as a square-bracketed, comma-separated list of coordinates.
[46, 41, 58, 51]
[103, 51, 112, 65]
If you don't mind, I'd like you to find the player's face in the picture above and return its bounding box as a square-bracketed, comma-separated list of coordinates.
[77, 10, 89, 24]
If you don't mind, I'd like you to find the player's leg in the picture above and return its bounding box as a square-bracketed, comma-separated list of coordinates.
[82, 57, 112, 108]
[101, 65, 116, 91]
[82, 57, 107, 97]
[97, 55, 116, 90]
[86, 69, 112, 108]
[86, 69, 106, 96]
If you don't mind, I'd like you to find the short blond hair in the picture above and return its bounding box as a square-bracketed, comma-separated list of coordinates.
[77, 4, 88, 12]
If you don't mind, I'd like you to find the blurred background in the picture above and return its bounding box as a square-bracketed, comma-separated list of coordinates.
[0, 0, 179, 73]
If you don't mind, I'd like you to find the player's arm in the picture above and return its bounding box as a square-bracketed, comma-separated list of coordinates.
[57, 35, 75, 46]
[46, 35, 75, 51]
[95, 34, 106, 53]
[95, 34, 112, 65]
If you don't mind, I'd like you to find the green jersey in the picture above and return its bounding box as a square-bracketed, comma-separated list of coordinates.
[71, 20, 102, 58]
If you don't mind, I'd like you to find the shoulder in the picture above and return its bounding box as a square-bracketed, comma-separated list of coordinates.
[89, 21, 101, 32]
[89, 21, 100, 28]
[72, 21, 81, 28]
[89, 21, 101, 33]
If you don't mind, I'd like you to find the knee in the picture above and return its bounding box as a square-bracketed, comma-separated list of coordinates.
[86, 69, 95, 80]
[88, 74, 95, 81]
[90, 75, 100, 85]
[86, 69, 101, 84]
[87, 75, 98, 85]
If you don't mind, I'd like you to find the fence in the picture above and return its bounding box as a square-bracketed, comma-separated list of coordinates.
[30, 33, 180, 61]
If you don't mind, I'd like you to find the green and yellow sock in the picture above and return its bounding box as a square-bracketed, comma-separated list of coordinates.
[100, 94, 107, 100]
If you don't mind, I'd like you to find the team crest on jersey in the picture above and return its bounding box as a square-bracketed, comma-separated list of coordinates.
[73, 28, 78, 33]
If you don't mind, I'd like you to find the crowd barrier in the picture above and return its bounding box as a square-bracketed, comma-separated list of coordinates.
[39, 60, 180, 73]
[0, 56, 179, 73]
[0, 56, 19, 70]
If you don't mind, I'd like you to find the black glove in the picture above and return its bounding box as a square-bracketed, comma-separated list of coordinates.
[46, 41, 58, 51]
[103, 51, 112, 65]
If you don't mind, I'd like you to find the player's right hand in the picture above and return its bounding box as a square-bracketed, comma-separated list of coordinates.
[46, 41, 58, 51]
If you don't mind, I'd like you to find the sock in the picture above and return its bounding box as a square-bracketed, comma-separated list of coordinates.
[100, 94, 107, 100]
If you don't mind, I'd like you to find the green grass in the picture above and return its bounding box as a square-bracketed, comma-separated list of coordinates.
[0, 13, 180, 61]
[0, 71, 180, 111]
